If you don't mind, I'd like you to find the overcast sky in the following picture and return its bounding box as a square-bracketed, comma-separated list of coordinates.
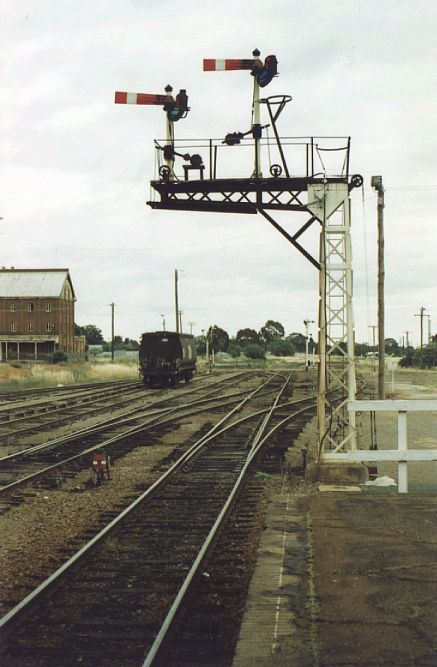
[2, 0, 436, 345]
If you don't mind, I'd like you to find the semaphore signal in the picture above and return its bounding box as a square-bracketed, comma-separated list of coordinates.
[114, 84, 190, 178]
[202, 49, 278, 177]
[202, 52, 278, 87]
[114, 86, 189, 121]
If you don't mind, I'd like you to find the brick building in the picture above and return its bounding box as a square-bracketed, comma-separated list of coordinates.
[0, 269, 84, 361]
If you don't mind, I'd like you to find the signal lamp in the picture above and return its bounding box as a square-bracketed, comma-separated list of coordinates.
[265, 55, 278, 75]
[176, 89, 188, 111]
[255, 55, 278, 88]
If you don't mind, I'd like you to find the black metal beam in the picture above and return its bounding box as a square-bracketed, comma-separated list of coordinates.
[147, 200, 257, 214]
[150, 175, 348, 196]
[258, 208, 320, 270]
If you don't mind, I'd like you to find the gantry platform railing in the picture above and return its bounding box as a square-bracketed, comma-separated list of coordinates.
[147, 135, 357, 216]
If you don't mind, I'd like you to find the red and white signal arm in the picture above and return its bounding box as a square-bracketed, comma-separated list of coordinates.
[203, 59, 260, 71]
[114, 91, 169, 105]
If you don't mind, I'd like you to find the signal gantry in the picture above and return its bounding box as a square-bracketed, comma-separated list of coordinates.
[115, 49, 363, 454]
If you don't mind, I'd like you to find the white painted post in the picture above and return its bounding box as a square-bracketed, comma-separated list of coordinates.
[165, 85, 175, 180]
[252, 61, 261, 177]
[398, 410, 408, 493]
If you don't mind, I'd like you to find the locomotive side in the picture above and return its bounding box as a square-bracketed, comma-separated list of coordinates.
[139, 331, 197, 386]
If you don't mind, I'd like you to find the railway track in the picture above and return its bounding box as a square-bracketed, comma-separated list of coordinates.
[0, 378, 139, 403]
[0, 371, 271, 505]
[0, 382, 144, 444]
[0, 372, 248, 447]
[0, 372, 317, 667]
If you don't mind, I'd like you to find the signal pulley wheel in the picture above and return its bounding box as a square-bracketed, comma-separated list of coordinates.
[159, 165, 171, 180]
[350, 174, 364, 189]
[270, 164, 283, 177]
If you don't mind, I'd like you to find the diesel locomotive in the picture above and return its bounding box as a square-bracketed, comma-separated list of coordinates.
[139, 331, 197, 386]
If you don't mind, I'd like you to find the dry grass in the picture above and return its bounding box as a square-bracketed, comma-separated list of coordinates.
[0, 359, 139, 392]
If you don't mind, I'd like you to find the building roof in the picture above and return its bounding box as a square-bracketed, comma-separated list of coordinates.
[0, 269, 76, 299]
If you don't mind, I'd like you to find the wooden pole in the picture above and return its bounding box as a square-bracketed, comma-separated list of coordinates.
[372, 176, 385, 399]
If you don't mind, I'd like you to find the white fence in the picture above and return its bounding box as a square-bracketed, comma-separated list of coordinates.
[323, 400, 437, 493]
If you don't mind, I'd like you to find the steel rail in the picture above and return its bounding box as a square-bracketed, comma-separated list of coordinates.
[0, 369, 250, 427]
[0, 373, 284, 641]
[0, 372, 275, 493]
[0, 378, 139, 403]
[0, 386, 150, 439]
[0, 381, 142, 418]
[142, 373, 294, 665]
[0, 388, 309, 499]
[0, 370, 253, 464]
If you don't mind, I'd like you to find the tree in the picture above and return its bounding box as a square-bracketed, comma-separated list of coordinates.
[286, 332, 306, 353]
[236, 328, 259, 346]
[355, 342, 370, 357]
[413, 344, 437, 368]
[259, 320, 285, 344]
[244, 343, 265, 359]
[195, 336, 206, 355]
[75, 324, 104, 345]
[124, 338, 139, 351]
[384, 338, 400, 356]
[270, 339, 296, 357]
[207, 325, 230, 352]
[114, 335, 124, 350]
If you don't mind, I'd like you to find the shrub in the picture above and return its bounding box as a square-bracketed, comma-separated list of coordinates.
[244, 344, 265, 359]
[227, 343, 242, 358]
[52, 351, 68, 364]
[270, 340, 296, 357]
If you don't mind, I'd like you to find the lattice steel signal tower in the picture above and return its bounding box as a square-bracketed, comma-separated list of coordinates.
[116, 49, 363, 454]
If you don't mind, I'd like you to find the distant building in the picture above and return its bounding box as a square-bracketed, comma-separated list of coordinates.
[0, 268, 84, 361]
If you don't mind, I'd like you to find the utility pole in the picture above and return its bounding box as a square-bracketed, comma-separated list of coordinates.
[161, 314, 166, 331]
[110, 302, 115, 362]
[415, 306, 426, 367]
[371, 176, 385, 399]
[174, 269, 179, 333]
[187, 321, 196, 335]
[179, 310, 183, 333]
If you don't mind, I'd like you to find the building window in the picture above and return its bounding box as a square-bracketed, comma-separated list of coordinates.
[27, 303, 34, 312]
[10, 303, 16, 312]
[46, 322, 53, 332]
[28, 322, 34, 332]
[10, 322, 16, 332]
[45, 303, 52, 312]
